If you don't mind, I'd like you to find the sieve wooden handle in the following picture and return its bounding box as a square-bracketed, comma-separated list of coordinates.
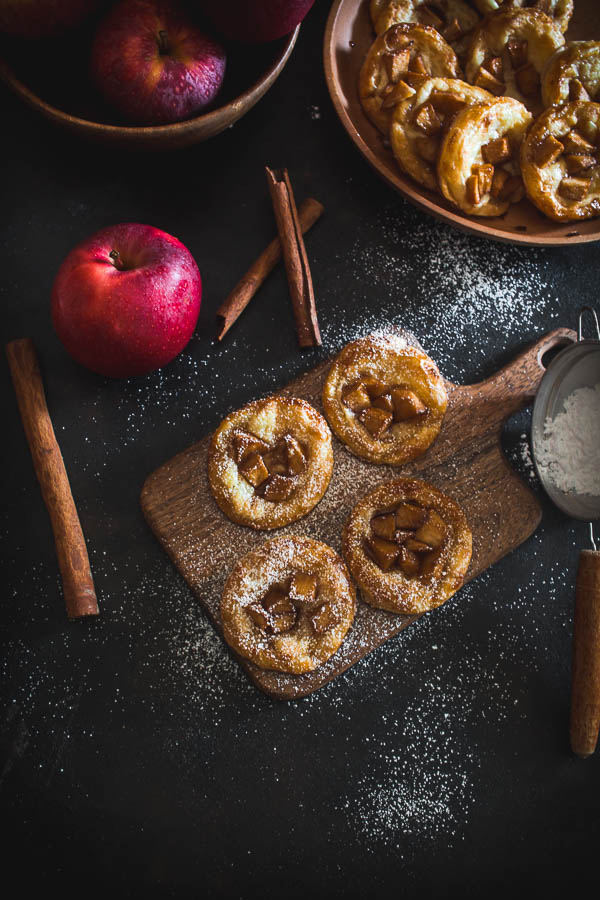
[570, 549, 600, 757]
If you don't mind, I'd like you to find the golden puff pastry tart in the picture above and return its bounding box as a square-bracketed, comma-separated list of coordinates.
[520, 101, 600, 221]
[465, 8, 564, 113]
[542, 42, 600, 108]
[389, 76, 494, 190]
[221, 535, 357, 674]
[471, 1, 573, 34]
[370, 0, 480, 58]
[208, 396, 333, 530]
[322, 332, 448, 466]
[359, 23, 460, 135]
[438, 96, 532, 215]
[343, 478, 472, 615]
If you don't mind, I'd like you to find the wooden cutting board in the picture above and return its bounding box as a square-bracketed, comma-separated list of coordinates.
[141, 328, 574, 700]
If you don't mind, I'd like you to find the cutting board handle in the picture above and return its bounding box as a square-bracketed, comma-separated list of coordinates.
[467, 327, 577, 420]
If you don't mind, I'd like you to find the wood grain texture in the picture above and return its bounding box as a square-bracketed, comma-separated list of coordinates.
[141, 328, 575, 699]
[570, 549, 600, 758]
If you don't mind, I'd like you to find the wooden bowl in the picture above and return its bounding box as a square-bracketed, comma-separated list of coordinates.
[0, 24, 299, 151]
[324, 0, 600, 245]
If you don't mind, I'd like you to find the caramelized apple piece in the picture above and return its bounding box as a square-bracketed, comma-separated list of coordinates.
[414, 102, 442, 135]
[486, 56, 504, 80]
[398, 546, 420, 577]
[405, 538, 432, 553]
[559, 176, 590, 201]
[515, 63, 539, 98]
[414, 510, 447, 549]
[371, 513, 397, 541]
[289, 573, 319, 608]
[384, 48, 411, 83]
[257, 474, 297, 502]
[420, 550, 440, 576]
[390, 387, 427, 421]
[404, 71, 429, 89]
[310, 603, 338, 635]
[232, 430, 269, 464]
[239, 451, 270, 487]
[533, 133, 564, 167]
[262, 445, 287, 476]
[497, 174, 524, 202]
[466, 173, 481, 206]
[418, 6, 443, 28]
[475, 163, 494, 196]
[247, 603, 270, 629]
[263, 587, 290, 613]
[482, 137, 511, 165]
[372, 392, 394, 413]
[443, 17, 462, 43]
[395, 502, 427, 529]
[359, 407, 393, 438]
[490, 167, 509, 199]
[394, 529, 413, 544]
[342, 380, 371, 412]
[565, 154, 597, 175]
[569, 79, 590, 102]
[366, 536, 400, 570]
[409, 53, 428, 75]
[507, 38, 528, 70]
[361, 375, 388, 398]
[381, 79, 416, 108]
[283, 434, 306, 476]
[563, 131, 595, 154]
[428, 91, 466, 118]
[474, 65, 504, 96]
[268, 608, 297, 634]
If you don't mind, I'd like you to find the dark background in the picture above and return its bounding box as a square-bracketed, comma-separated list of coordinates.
[2, 2, 599, 898]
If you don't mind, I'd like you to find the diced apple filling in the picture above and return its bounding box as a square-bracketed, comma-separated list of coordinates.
[232, 429, 307, 501]
[342, 377, 429, 439]
[247, 574, 337, 636]
[365, 502, 447, 576]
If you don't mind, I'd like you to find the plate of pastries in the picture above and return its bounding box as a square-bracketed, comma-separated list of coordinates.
[324, 0, 600, 244]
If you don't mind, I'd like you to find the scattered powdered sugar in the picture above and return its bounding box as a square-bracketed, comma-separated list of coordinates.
[321, 208, 557, 377]
[535, 383, 600, 496]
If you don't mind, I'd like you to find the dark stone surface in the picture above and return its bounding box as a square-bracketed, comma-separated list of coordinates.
[1, 3, 598, 898]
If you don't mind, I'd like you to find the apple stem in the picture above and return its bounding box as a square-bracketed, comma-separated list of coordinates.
[109, 249, 123, 270]
[158, 29, 170, 55]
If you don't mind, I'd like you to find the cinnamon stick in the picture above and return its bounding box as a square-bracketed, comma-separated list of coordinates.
[216, 197, 324, 341]
[6, 338, 99, 619]
[570, 549, 600, 757]
[265, 167, 322, 348]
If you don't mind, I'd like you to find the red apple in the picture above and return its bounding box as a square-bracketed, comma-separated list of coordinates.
[90, 0, 226, 125]
[198, 0, 316, 43]
[51, 223, 202, 378]
[0, 0, 101, 37]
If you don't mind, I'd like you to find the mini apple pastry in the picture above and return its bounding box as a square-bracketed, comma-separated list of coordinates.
[437, 96, 532, 215]
[221, 535, 357, 674]
[208, 396, 333, 530]
[389, 76, 494, 190]
[343, 478, 472, 615]
[322, 332, 447, 465]
[520, 101, 600, 221]
[471, 1, 573, 34]
[541, 42, 600, 107]
[370, 0, 480, 58]
[359, 23, 460, 135]
[465, 8, 564, 113]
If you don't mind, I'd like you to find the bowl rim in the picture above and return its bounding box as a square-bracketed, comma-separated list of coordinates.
[323, 0, 600, 247]
[0, 24, 299, 136]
